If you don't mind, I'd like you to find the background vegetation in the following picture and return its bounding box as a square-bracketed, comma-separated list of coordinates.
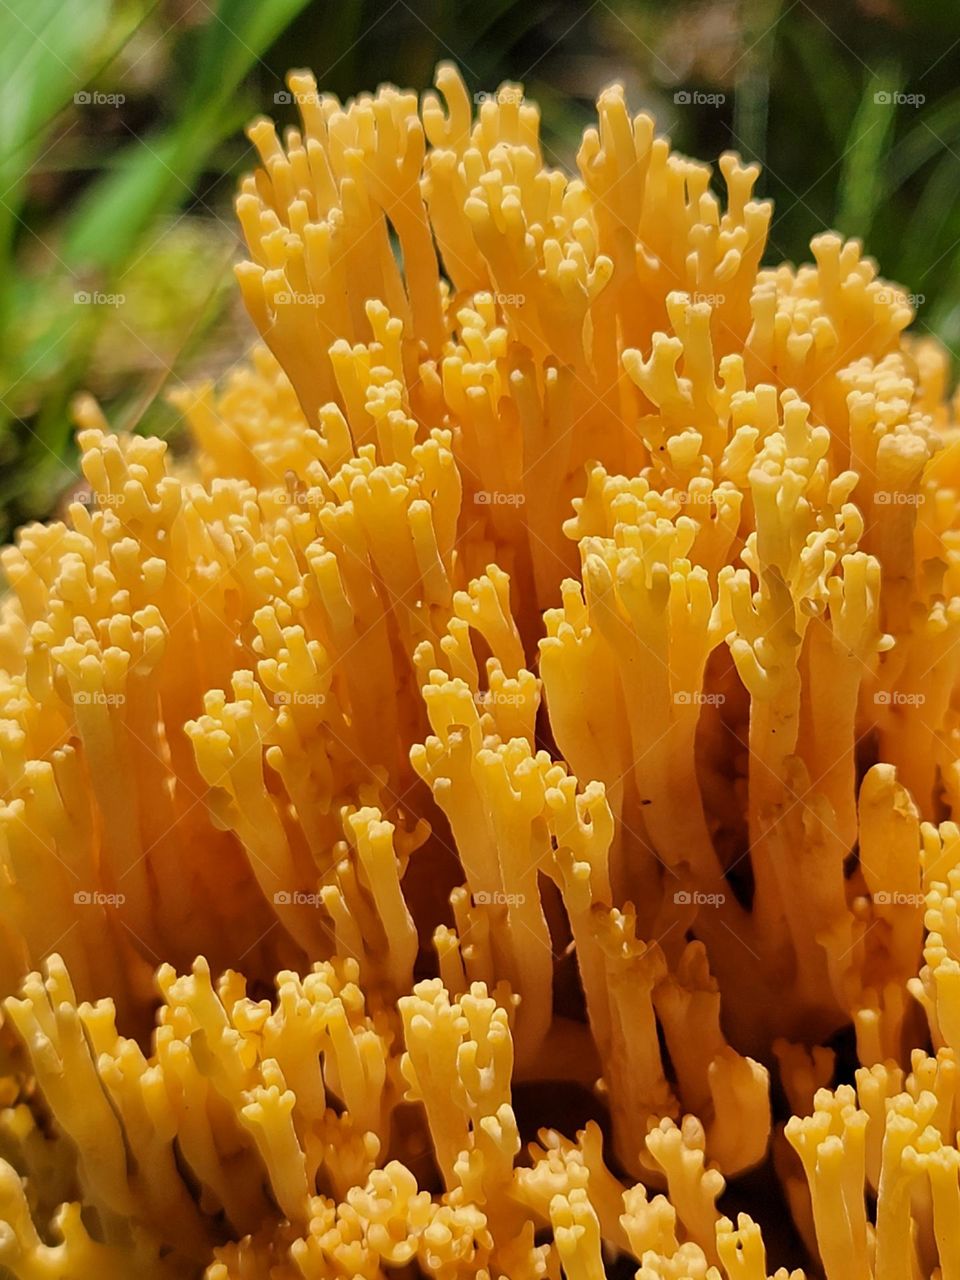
[1, 0, 958, 539]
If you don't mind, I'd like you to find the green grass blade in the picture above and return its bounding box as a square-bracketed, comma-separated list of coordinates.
[835, 65, 903, 243]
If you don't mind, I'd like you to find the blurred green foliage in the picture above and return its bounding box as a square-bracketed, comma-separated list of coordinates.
[2, 0, 960, 540]
[0, 0, 312, 538]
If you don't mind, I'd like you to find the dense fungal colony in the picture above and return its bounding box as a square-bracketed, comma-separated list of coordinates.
[1, 63, 960, 1279]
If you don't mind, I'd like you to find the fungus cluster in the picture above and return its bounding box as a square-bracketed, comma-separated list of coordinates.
[1, 63, 959, 1279]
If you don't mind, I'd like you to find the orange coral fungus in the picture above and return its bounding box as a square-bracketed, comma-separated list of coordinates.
[2, 62, 960, 1279]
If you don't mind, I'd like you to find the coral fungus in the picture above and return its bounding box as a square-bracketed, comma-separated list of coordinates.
[1, 61, 960, 1279]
